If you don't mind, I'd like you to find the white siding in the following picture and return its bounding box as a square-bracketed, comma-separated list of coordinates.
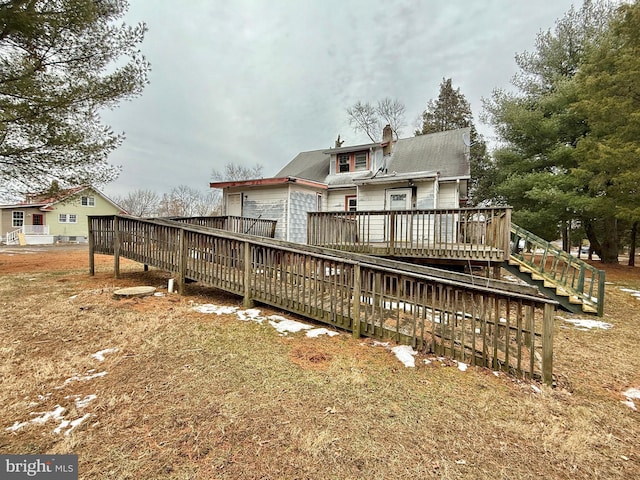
[229, 187, 288, 240]
[437, 182, 459, 208]
[326, 189, 356, 212]
[415, 180, 435, 209]
[357, 185, 387, 211]
[288, 185, 322, 243]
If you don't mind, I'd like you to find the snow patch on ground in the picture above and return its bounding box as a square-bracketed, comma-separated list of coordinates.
[558, 317, 613, 331]
[622, 387, 640, 411]
[91, 348, 118, 362]
[306, 328, 340, 338]
[192, 304, 340, 338]
[390, 345, 417, 368]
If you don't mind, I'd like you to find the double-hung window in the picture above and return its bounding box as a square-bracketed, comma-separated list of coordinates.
[59, 214, 78, 223]
[12, 211, 24, 227]
[81, 196, 95, 207]
[336, 150, 369, 173]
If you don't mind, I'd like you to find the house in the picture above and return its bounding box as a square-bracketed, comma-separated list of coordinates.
[209, 126, 471, 243]
[0, 185, 125, 245]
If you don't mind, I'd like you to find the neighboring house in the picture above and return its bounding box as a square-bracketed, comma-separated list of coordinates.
[0, 185, 125, 245]
[209, 126, 471, 243]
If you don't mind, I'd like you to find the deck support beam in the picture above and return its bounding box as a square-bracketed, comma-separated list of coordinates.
[243, 241, 254, 308]
[113, 216, 120, 279]
[351, 263, 361, 338]
[542, 303, 554, 386]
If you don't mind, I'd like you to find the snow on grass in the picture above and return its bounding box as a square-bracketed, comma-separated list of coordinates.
[192, 304, 341, 338]
[558, 317, 613, 331]
[91, 348, 118, 362]
[53, 413, 91, 436]
[192, 304, 239, 315]
[6, 405, 66, 433]
[306, 328, 339, 338]
[390, 345, 417, 368]
[57, 371, 107, 389]
[619, 287, 640, 300]
[65, 394, 97, 410]
[269, 318, 313, 335]
[622, 388, 640, 411]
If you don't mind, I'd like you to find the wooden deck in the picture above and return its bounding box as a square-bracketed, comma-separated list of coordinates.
[89, 214, 557, 384]
[307, 207, 511, 264]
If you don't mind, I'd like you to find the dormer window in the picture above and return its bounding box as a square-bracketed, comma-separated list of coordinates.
[336, 150, 369, 173]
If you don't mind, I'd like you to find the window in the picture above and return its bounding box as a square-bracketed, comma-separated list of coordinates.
[345, 195, 357, 212]
[336, 150, 369, 173]
[81, 196, 95, 207]
[59, 214, 78, 223]
[316, 193, 323, 212]
[338, 154, 350, 173]
[12, 211, 24, 227]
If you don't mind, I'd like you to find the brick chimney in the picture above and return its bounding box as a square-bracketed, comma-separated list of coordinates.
[382, 124, 393, 156]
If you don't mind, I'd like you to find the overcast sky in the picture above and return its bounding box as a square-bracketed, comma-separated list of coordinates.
[101, 0, 578, 199]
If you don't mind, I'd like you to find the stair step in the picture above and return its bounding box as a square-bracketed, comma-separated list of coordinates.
[582, 304, 598, 314]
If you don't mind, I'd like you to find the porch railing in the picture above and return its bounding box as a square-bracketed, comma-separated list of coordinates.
[308, 208, 511, 262]
[510, 224, 605, 316]
[167, 216, 277, 238]
[4, 225, 50, 244]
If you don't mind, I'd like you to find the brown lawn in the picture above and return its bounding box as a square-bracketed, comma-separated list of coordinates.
[0, 244, 638, 479]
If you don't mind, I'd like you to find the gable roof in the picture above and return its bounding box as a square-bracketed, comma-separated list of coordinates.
[0, 185, 125, 212]
[275, 127, 470, 186]
[387, 128, 470, 178]
[274, 150, 331, 184]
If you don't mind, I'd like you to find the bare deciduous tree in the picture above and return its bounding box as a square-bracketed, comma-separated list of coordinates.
[158, 185, 219, 217]
[211, 163, 264, 182]
[346, 98, 406, 142]
[114, 189, 160, 217]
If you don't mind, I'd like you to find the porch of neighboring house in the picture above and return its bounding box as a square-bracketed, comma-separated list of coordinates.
[4, 224, 54, 245]
[3, 210, 54, 245]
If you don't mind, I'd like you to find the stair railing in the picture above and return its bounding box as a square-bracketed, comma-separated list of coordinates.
[510, 224, 605, 316]
[5, 228, 21, 245]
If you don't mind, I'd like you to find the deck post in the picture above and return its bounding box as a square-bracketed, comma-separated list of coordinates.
[243, 240, 254, 308]
[177, 228, 187, 295]
[351, 263, 361, 338]
[113, 216, 120, 279]
[389, 212, 396, 256]
[542, 303, 554, 386]
[88, 217, 95, 276]
[597, 270, 606, 317]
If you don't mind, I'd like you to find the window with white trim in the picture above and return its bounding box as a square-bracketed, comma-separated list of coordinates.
[336, 150, 369, 173]
[81, 196, 95, 206]
[59, 213, 78, 223]
[12, 211, 24, 227]
[345, 195, 357, 212]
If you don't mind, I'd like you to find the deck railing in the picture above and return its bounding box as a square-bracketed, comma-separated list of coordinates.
[307, 207, 511, 262]
[511, 224, 605, 317]
[167, 216, 277, 238]
[89, 215, 557, 384]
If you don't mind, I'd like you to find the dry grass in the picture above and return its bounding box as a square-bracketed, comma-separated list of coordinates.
[0, 245, 638, 479]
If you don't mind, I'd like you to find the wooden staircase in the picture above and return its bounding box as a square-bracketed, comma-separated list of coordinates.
[506, 224, 605, 316]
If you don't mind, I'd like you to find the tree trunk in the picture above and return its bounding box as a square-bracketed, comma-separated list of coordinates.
[585, 218, 619, 264]
[562, 221, 570, 253]
[629, 221, 638, 267]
